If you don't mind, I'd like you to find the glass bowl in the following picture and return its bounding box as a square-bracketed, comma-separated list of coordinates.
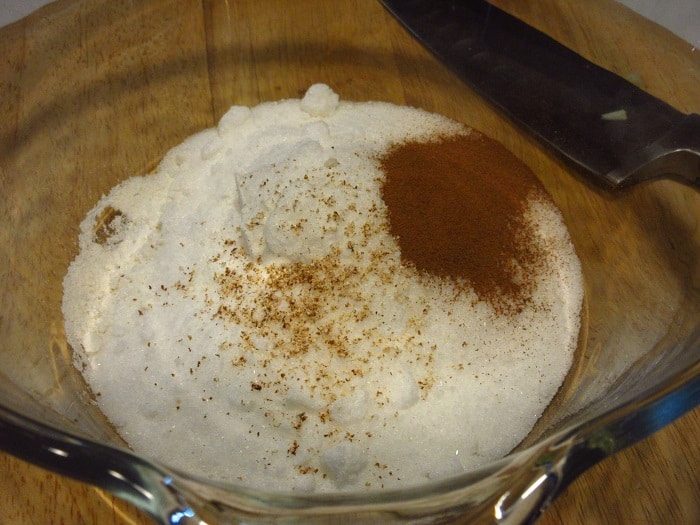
[0, 0, 698, 523]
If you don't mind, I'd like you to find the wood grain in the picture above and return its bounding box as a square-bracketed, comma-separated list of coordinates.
[0, 0, 698, 523]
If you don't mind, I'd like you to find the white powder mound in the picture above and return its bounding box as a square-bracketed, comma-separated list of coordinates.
[63, 84, 583, 493]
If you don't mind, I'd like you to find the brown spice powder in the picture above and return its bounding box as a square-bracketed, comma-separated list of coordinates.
[380, 132, 549, 314]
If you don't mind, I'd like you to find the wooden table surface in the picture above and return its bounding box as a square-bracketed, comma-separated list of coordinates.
[0, 0, 698, 523]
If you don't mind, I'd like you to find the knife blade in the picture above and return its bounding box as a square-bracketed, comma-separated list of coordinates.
[380, 0, 700, 190]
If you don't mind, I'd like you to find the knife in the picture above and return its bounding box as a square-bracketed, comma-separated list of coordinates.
[380, 0, 700, 190]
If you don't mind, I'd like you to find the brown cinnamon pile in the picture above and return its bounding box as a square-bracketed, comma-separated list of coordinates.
[380, 132, 549, 315]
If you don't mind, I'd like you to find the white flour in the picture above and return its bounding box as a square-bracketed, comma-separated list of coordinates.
[63, 84, 583, 493]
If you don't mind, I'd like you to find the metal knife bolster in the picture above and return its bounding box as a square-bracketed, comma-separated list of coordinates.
[612, 113, 700, 189]
[381, 0, 700, 190]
